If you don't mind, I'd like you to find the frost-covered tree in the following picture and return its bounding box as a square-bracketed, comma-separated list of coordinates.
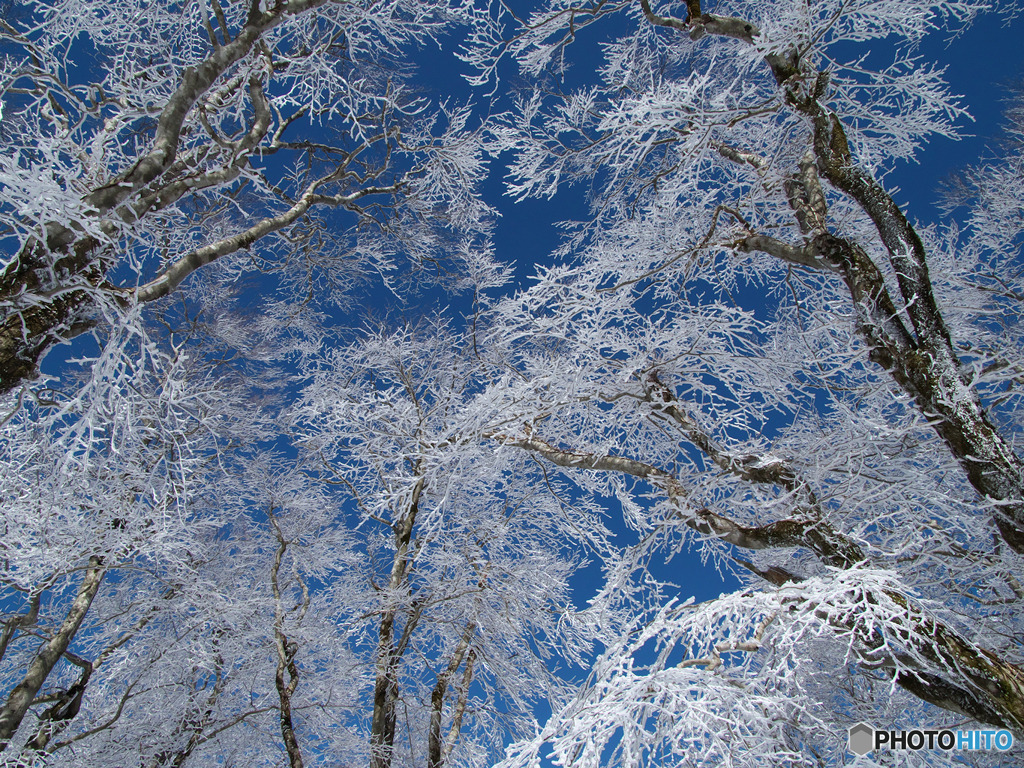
[297, 320, 603, 768]
[462, 0, 1024, 764]
[0, 0, 497, 393]
[3, 0, 1024, 765]
[0, 0, 501, 757]
[0, 319, 291, 761]
[481, 0, 1024, 553]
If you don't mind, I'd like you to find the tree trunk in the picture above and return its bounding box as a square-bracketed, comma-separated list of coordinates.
[0, 556, 104, 749]
[428, 623, 475, 768]
[370, 480, 423, 768]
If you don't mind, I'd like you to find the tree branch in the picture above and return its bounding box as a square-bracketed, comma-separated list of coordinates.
[135, 181, 406, 303]
[661, 4, 1024, 551]
[499, 430, 1024, 730]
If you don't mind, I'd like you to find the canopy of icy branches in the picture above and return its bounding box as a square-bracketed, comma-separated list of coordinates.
[1, 0, 1023, 766]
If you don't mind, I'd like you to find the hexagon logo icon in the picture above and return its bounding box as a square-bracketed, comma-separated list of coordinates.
[848, 722, 874, 756]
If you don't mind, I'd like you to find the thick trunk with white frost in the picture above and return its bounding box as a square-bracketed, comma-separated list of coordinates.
[0, 556, 105, 749]
[648, 0, 1024, 553]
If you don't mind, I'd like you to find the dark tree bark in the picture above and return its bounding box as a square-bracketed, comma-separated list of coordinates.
[427, 623, 476, 768]
[637, 0, 1024, 554]
[500, 429, 1024, 732]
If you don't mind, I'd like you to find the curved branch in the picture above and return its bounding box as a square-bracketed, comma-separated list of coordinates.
[82, 0, 330, 217]
[135, 181, 405, 303]
[500, 431, 1024, 730]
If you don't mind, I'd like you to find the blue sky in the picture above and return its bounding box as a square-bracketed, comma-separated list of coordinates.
[885, 12, 1024, 216]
